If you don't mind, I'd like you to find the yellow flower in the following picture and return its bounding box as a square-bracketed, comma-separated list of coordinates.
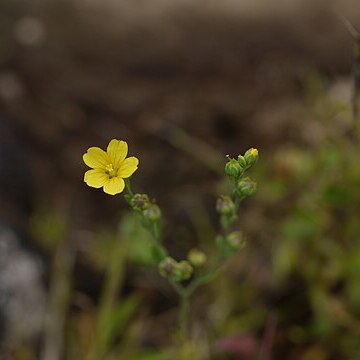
[83, 139, 139, 195]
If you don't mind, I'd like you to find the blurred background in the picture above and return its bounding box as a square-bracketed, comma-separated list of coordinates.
[1, 0, 360, 359]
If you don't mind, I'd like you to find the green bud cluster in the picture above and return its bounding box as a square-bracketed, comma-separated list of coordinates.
[224, 148, 258, 181]
[129, 193, 162, 228]
[127, 192, 165, 263]
[216, 147, 258, 257]
[224, 148, 258, 200]
[130, 193, 150, 211]
[158, 257, 194, 282]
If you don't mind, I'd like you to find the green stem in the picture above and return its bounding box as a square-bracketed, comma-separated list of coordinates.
[123, 176, 223, 347]
[169, 280, 190, 343]
[41, 241, 74, 360]
[186, 266, 222, 297]
[95, 229, 126, 359]
[124, 178, 134, 197]
[179, 293, 190, 343]
[149, 221, 160, 242]
[167, 257, 223, 350]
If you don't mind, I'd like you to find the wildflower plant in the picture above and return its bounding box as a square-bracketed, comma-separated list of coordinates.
[83, 139, 259, 353]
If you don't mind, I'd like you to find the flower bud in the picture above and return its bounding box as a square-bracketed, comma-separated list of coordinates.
[237, 155, 247, 168]
[216, 195, 236, 216]
[187, 249, 207, 267]
[225, 158, 243, 178]
[226, 231, 246, 251]
[175, 260, 193, 281]
[235, 177, 257, 197]
[142, 204, 161, 222]
[130, 193, 150, 211]
[244, 148, 259, 167]
[158, 257, 177, 278]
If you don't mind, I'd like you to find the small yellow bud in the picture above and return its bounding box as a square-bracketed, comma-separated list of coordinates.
[250, 148, 258, 156]
[244, 147, 259, 167]
[187, 249, 207, 267]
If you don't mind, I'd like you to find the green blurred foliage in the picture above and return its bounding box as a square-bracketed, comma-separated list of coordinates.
[254, 71, 360, 359]
[30, 206, 68, 251]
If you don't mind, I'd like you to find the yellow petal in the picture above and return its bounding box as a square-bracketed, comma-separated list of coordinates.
[118, 157, 139, 178]
[83, 147, 109, 169]
[84, 169, 108, 188]
[103, 177, 125, 195]
[107, 139, 128, 168]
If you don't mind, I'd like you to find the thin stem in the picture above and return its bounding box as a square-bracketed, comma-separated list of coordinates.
[41, 241, 74, 360]
[95, 228, 127, 359]
[149, 221, 160, 242]
[170, 279, 186, 296]
[124, 178, 134, 197]
[169, 280, 191, 345]
[186, 267, 222, 297]
[179, 293, 190, 343]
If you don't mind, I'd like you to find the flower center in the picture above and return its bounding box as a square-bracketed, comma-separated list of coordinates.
[105, 163, 117, 178]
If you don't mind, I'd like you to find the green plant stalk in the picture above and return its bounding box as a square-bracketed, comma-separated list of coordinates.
[41, 240, 74, 360]
[124, 180, 164, 258]
[95, 225, 127, 359]
[124, 178, 134, 197]
[123, 176, 248, 349]
[167, 279, 191, 342]
[124, 182, 192, 343]
[166, 255, 224, 345]
[179, 292, 190, 343]
[172, 180, 246, 337]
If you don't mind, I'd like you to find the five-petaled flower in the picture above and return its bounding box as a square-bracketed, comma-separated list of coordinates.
[83, 139, 139, 195]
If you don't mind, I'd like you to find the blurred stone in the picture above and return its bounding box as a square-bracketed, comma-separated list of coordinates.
[0, 72, 24, 102]
[0, 225, 46, 344]
[13, 17, 46, 47]
[0, 116, 46, 346]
